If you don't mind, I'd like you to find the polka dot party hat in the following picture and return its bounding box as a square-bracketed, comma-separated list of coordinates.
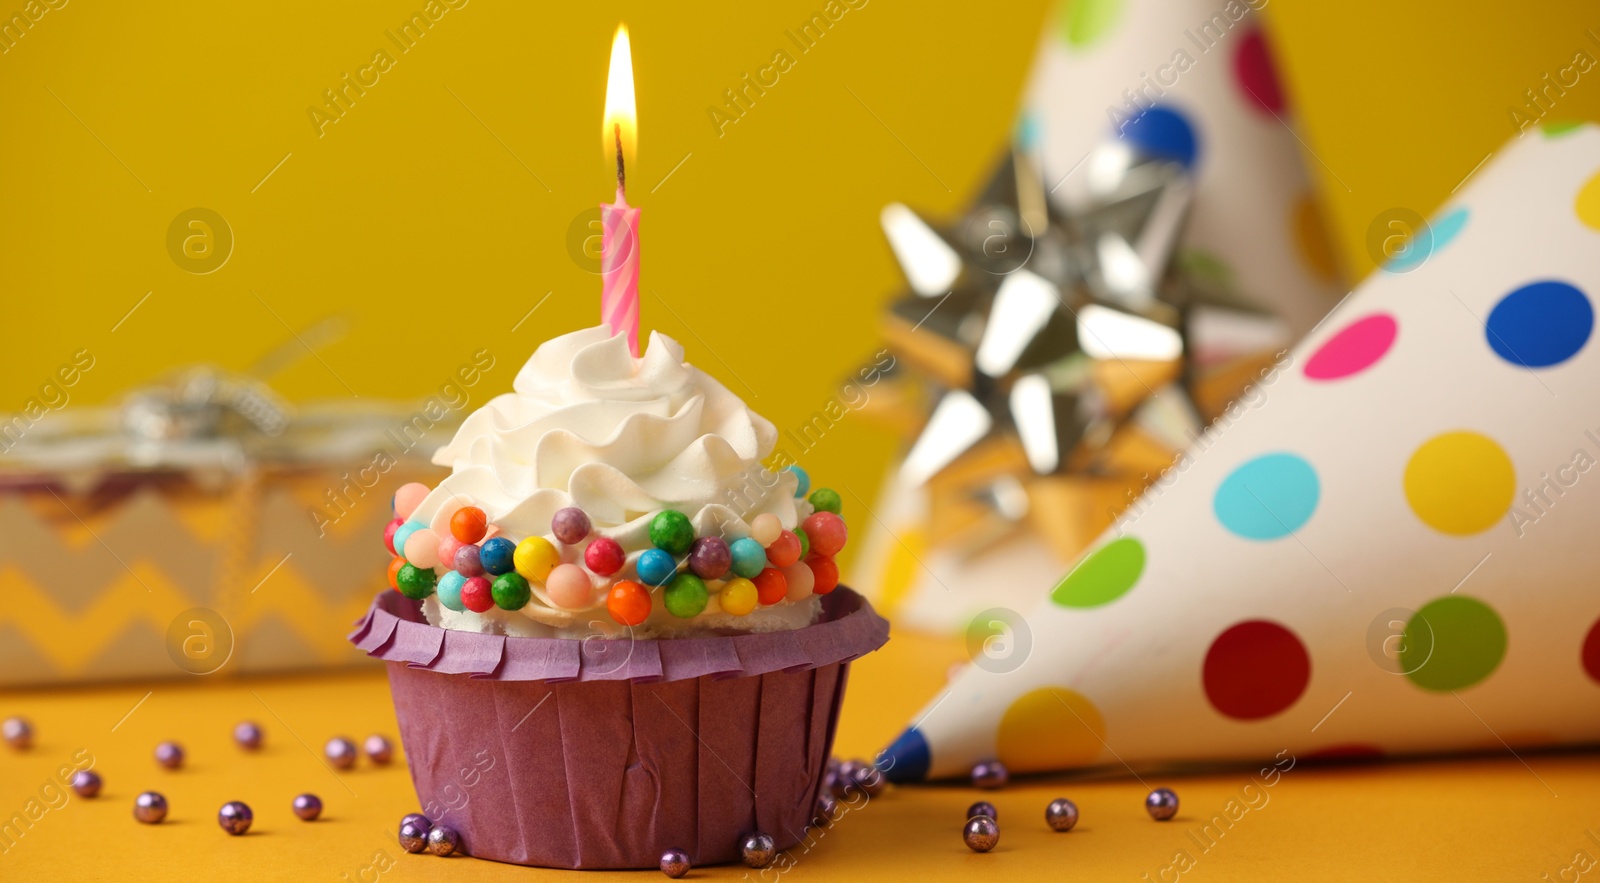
[881, 124, 1600, 782]
[854, 0, 1345, 635]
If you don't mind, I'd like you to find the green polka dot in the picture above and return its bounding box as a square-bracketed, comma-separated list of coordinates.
[1402, 596, 1507, 691]
[1542, 120, 1584, 139]
[1057, 0, 1122, 49]
[1051, 537, 1145, 607]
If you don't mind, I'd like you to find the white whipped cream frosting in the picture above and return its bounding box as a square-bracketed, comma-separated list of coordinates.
[410, 326, 814, 636]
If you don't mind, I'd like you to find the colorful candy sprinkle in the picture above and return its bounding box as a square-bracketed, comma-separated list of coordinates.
[391, 521, 424, 561]
[729, 537, 767, 579]
[796, 527, 811, 560]
[650, 510, 695, 556]
[492, 572, 531, 610]
[545, 563, 593, 610]
[436, 536, 466, 572]
[664, 573, 709, 618]
[786, 465, 810, 498]
[637, 548, 678, 586]
[387, 557, 405, 590]
[767, 530, 801, 567]
[808, 556, 840, 594]
[803, 511, 847, 557]
[383, 517, 404, 554]
[512, 537, 559, 582]
[781, 561, 815, 601]
[393, 483, 429, 519]
[687, 536, 731, 580]
[397, 563, 437, 600]
[437, 571, 467, 612]
[292, 794, 322, 821]
[607, 580, 652, 626]
[453, 544, 484, 577]
[134, 791, 168, 824]
[450, 506, 487, 544]
[720, 577, 758, 616]
[217, 801, 253, 835]
[584, 536, 626, 576]
[552, 507, 592, 545]
[750, 513, 782, 546]
[754, 568, 788, 606]
[460, 576, 493, 613]
[403, 528, 441, 568]
[480, 537, 517, 576]
[809, 487, 842, 515]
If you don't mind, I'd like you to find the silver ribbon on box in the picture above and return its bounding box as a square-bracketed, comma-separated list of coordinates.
[877, 137, 1288, 549]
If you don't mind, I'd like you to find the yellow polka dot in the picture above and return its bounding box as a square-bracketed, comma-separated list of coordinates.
[1404, 431, 1515, 535]
[1293, 193, 1340, 282]
[1576, 170, 1600, 231]
[996, 687, 1105, 773]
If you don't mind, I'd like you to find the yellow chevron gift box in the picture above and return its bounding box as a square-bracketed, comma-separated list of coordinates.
[0, 364, 491, 685]
[880, 123, 1600, 783]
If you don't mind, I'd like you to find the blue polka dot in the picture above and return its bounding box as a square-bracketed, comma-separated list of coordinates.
[1385, 206, 1469, 273]
[1119, 105, 1198, 169]
[1214, 453, 1320, 540]
[1485, 280, 1592, 368]
[1014, 111, 1041, 151]
[879, 726, 930, 783]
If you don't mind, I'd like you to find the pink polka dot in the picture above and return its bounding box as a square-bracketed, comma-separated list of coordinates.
[1233, 28, 1284, 115]
[1203, 620, 1310, 720]
[1304, 313, 1398, 380]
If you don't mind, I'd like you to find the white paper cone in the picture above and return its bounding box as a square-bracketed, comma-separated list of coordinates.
[881, 124, 1600, 782]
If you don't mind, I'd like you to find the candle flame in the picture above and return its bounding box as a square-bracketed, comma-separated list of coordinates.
[603, 24, 636, 181]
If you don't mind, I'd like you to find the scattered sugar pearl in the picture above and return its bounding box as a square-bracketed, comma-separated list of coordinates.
[393, 483, 429, 519]
[134, 791, 168, 824]
[660, 849, 691, 878]
[217, 801, 253, 835]
[1146, 788, 1179, 821]
[1046, 798, 1079, 832]
[325, 737, 358, 770]
[968, 801, 997, 821]
[546, 564, 593, 610]
[687, 536, 731, 580]
[399, 820, 429, 853]
[427, 825, 460, 856]
[964, 815, 999, 852]
[155, 741, 184, 770]
[292, 794, 322, 821]
[750, 513, 782, 546]
[383, 517, 403, 555]
[552, 507, 592, 545]
[71, 770, 102, 798]
[234, 721, 263, 751]
[404, 528, 441, 568]
[364, 734, 393, 765]
[971, 760, 1008, 790]
[3, 717, 32, 750]
[740, 832, 776, 868]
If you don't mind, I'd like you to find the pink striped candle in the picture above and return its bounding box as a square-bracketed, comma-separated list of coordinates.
[601, 187, 640, 356]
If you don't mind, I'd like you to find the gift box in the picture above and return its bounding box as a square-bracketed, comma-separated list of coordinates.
[0, 365, 490, 685]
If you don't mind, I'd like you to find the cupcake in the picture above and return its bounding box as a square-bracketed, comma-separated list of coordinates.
[351, 326, 888, 869]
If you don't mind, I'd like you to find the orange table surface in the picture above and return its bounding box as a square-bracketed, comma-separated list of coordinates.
[2, 629, 1597, 882]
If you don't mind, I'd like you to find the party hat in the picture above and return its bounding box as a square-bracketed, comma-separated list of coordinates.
[881, 123, 1600, 782]
[852, 0, 1345, 632]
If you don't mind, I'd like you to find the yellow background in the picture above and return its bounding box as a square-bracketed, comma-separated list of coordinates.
[5, 0, 1600, 538]
[6, 2, 1600, 879]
